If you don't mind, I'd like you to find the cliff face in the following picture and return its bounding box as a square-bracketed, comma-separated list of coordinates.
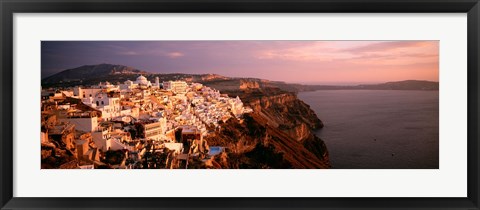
[205, 88, 330, 169]
[239, 80, 260, 90]
[246, 91, 323, 129]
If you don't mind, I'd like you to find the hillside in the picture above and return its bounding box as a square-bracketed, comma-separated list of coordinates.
[42, 64, 149, 86]
[41, 64, 231, 88]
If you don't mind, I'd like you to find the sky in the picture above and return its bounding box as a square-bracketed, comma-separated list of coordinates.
[41, 41, 439, 85]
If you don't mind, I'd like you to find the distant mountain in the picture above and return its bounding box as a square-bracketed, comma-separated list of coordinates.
[306, 80, 439, 91]
[202, 79, 439, 93]
[41, 64, 232, 88]
[356, 80, 439, 90]
[42, 64, 150, 86]
[41, 64, 438, 92]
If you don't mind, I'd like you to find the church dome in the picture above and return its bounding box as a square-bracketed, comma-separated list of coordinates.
[136, 75, 148, 85]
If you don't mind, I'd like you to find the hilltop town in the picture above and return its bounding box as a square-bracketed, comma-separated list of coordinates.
[41, 75, 254, 169]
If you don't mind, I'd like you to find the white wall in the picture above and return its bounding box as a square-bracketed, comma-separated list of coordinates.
[92, 131, 108, 151]
[164, 142, 183, 154]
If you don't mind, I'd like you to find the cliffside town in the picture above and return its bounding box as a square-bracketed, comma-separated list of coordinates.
[41, 75, 330, 169]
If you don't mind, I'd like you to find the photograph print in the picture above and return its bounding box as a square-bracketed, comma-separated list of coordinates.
[40, 41, 439, 169]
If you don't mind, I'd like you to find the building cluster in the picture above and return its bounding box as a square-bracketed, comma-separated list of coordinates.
[41, 75, 252, 169]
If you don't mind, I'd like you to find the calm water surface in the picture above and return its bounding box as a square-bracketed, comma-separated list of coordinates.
[298, 90, 439, 169]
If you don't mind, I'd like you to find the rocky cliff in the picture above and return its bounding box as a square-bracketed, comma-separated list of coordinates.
[239, 79, 260, 90]
[205, 88, 330, 169]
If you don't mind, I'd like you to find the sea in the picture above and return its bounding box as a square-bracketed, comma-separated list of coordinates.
[297, 90, 439, 169]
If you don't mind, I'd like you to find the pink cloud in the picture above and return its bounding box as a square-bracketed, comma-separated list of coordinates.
[117, 51, 140, 56]
[166, 52, 184, 58]
[347, 41, 435, 54]
[252, 41, 438, 83]
[346, 41, 439, 66]
[256, 42, 349, 61]
[255, 41, 438, 67]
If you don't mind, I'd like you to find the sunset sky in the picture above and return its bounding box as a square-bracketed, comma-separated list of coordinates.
[41, 41, 439, 85]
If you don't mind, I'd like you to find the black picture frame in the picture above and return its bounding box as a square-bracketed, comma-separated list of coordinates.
[1, 0, 479, 209]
